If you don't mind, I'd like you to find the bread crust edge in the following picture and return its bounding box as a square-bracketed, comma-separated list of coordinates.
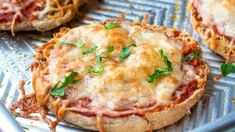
[189, 3, 235, 62]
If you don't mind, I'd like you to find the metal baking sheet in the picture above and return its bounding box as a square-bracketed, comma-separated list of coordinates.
[0, 0, 235, 131]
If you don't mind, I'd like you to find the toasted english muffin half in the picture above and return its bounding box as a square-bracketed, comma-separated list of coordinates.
[31, 20, 208, 131]
[189, 0, 235, 62]
[0, 0, 85, 34]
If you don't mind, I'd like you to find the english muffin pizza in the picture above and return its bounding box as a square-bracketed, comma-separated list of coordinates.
[190, 0, 235, 62]
[0, 0, 85, 35]
[30, 20, 208, 131]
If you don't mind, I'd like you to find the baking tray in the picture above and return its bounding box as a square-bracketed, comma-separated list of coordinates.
[0, 0, 235, 131]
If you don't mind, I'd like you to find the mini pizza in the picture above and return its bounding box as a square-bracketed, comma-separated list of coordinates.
[30, 20, 208, 131]
[190, 0, 235, 62]
[0, 0, 85, 35]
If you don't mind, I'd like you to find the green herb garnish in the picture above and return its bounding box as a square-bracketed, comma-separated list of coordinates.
[82, 46, 98, 55]
[119, 44, 136, 60]
[107, 46, 114, 53]
[58, 40, 84, 48]
[88, 55, 104, 73]
[159, 49, 172, 71]
[96, 55, 103, 63]
[220, 63, 235, 76]
[104, 22, 119, 29]
[88, 64, 104, 73]
[147, 49, 173, 83]
[184, 50, 200, 61]
[51, 71, 78, 96]
[87, 46, 114, 73]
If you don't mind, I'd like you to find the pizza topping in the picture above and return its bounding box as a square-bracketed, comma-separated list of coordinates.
[88, 55, 104, 73]
[0, 0, 44, 35]
[51, 71, 79, 97]
[220, 63, 235, 76]
[107, 46, 114, 53]
[193, 0, 235, 39]
[45, 24, 186, 109]
[0, 0, 44, 23]
[104, 21, 119, 29]
[147, 49, 173, 83]
[119, 44, 136, 60]
[82, 46, 98, 55]
[32, 22, 206, 120]
[0, 0, 80, 36]
[184, 49, 200, 61]
[88, 46, 114, 74]
[58, 40, 84, 48]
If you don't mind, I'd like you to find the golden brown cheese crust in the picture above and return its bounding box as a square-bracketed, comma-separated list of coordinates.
[190, 0, 235, 62]
[0, 0, 85, 32]
[31, 21, 208, 131]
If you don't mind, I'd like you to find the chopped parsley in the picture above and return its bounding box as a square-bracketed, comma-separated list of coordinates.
[104, 21, 119, 29]
[184, 50, 200, 61]
[220, 63, 235, 76]
[107, 46, 114, 53]
[82, 46, 98, 55]
[58, 40, 84, 48]
[100, 45, 115, 57]
[119, 44, 136, 60]
[51, 71, 78, 97]
[88, 46, 114, 74]
[88, 64, 104, 73]
[159, 49, 173, 71]
[96, 55, 103, 63]
[88, 55, 104, 73]
[147, 49, 173, 83]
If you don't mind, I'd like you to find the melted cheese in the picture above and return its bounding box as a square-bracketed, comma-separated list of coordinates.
[43, 23, 196, 112]
[0, 0, 43, 35]
[194, 0, 235, 38]
[0, 0, 78, 35]
[38, 0, 77, 19]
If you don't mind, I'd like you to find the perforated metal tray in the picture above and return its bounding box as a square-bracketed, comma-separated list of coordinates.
[0, 0, 235, 131]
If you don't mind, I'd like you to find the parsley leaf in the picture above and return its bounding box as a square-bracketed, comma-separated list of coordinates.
[88, 64, 104, 73]
[82, 46, 98, 55]
[184, 50, 200, 61]
[159, 49, 172, 71]
[87, 46, 115, 74]
[220, 63, 235, 76]
[58, 40, 84, 48]
[88, 55, 104, 73]
[51, 71, 78, 97]
[147, 49, 173, 83]
[107, 46, 114, 53]
[104, 22, 119, 29]
[96, 55, 103, 63]
[147, 68, 169, 83]
[119, 44, 136, 60]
